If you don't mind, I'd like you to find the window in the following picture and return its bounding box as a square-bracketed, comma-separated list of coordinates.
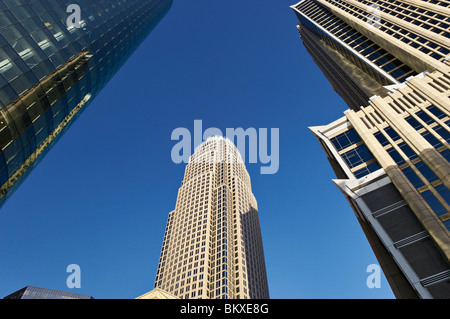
[384, 126, 401, 141]
[353, 162, 381, 178]
[387, 147, 405, 166]
[374, 131, 389, 146]
[416, 110, 434, 125]
[330, 128, 361, 151]
[415, 161, 438, 183]
[421, 190, 447, 216]
[398, 142, 418, 160]
[435, 184, 450, 206]
[421, 130, 443, 149]
[433, 125, 450, 143]
[402, 166, 425, 188]
[341, 144, 375, 168]
[405, 116, 423, 130]
[440, 149, 450, 163]
[427, 105, 446, 120]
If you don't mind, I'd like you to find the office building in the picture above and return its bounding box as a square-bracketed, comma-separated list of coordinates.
[154, 136, 270, 299]
[291, 0, 450, 298]
[291, 0, 449, 110]
[0, 0, 172, 207]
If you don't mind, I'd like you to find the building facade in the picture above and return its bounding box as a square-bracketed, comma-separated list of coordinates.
[291, 0, 450, 298]
[154, 136, 270, 299]
[291, 0, 449, 110]
[3, 285, 94, 299]
[0, 0, 172, 207]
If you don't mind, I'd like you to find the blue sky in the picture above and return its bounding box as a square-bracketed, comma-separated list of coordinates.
[0, 0, 395, 299]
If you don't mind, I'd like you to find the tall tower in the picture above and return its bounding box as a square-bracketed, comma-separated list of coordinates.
[154, 136, 269, 299]
[291, 0, 450, 298]
[290, 0, 449, 110]
[0, 0, 172, 207]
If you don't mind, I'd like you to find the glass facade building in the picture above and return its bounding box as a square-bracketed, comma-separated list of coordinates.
[0, 0, 172, 207]
[3, 285, 94, 299]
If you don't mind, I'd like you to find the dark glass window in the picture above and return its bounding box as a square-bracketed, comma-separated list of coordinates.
[415, 161, 439, 183]
[353, 161, 381, 178]
[387, 147, 405, 166]
[341, 144, 375, 169]
[427, 105, 447, 120]
[405, 115, 423, 130]
[416, 110, 435, 125]
[421, 130, 443, 149]
[402, 166, 425, 188]
[433, 125, 450, 143]
[398, 141, 418, 160]
[374, 131, 389, 146]
[440, 149, 450, 163]
[435, 184, 450, 207]
[421, 190, 447, 216]
[384, 126, 401, 141]
[330, 128, 361, 151]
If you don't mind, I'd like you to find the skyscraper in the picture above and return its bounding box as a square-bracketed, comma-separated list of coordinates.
[154, 136, 270, 299]
[291, 1, 450, 298]
[0, 0, 172, 207]
[291, 0, 449, 110]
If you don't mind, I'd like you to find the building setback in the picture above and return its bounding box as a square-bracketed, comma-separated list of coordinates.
[291, 0, 450, 298]
[154, 136, 269, 299]
[0, 0, 172, 207]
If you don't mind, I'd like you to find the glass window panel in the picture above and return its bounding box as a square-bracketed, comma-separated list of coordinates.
[374, 131, 389, 146]
[20, 17, 39, 34]
[440, 149, 450, 163]
[435, 184, 450, 206]
[387, 146, 405, 165]
[402, 166, 425, 188]
[353, 161, 380, 178]
[2, 0, 22, 8]
[331, 128, 361, 151]
[341, 144, 374, 168]
[398, 141, 418, 160]
[433, 125, 450, 143]
[427, 105, 446, 120]
[2, 23, 23, 43]
[416, 110, 434, 125]
[10, 6, 32, 21]
[405, 116, 423, 130]
[0, 47, 21, 81]
[415, 161, 439, 183]
[421, 130, 443, 149]
[384, 126, 401, 141]
[421, 190, 447, 216]
[0, 11, 12, 29]
[30, 29, 58, 56]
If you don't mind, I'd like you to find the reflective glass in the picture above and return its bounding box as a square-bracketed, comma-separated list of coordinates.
[0, 0, 173, 206]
